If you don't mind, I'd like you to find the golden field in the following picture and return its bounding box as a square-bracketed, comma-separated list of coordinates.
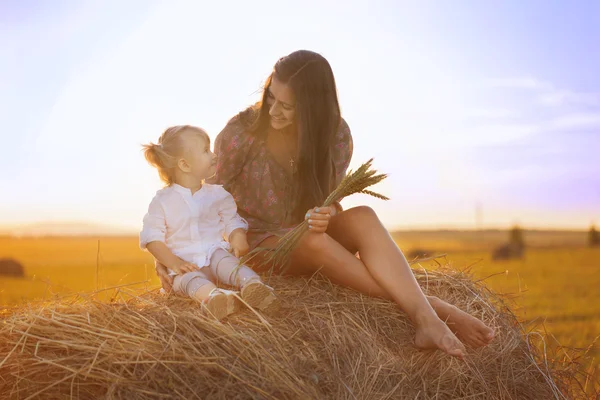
[1, 231, 599, 393]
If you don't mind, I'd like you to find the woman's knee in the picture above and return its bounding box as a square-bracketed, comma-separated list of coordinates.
[345, 205, 378, 220]
[332, 206, 384, 246]
[332, 206, 380, 235]
[289, 232, 336, 274]
[299, 232, 332, 255]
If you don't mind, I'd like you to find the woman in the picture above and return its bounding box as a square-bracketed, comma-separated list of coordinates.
[156, 50, 495, 358]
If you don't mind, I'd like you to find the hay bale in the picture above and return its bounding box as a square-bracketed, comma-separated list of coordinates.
[0, 258, 24, 277]
[492, 242, 525, 261]
[492, 226, 526, 261]
[406, 248, 437, 260]
[0, 269, 581, 399]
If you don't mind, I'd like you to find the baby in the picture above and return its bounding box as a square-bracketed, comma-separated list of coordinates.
[140, 125, 278, 319]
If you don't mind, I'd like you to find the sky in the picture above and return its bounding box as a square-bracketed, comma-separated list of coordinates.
[1, 0, 599, 232]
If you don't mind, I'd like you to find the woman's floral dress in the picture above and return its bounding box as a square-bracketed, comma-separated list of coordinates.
[207, 116, 353, 260]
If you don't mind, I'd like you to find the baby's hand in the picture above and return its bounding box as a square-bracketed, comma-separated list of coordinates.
[230, 229, 250, 258]
[169, 259, 200, 275]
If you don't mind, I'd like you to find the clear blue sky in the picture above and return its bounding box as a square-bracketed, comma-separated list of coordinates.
[1, 0, 599, 231]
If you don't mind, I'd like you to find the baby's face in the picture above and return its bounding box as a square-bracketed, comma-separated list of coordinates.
[182, 132, 216, 180]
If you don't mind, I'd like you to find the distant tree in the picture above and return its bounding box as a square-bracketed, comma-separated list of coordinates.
[509, 225, 525, 247]
[589, 225, 600, 247]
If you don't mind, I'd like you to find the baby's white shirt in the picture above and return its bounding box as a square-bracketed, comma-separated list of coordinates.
[140, 183, 248, 273]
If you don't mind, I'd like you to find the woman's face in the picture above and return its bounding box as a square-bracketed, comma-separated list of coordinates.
[266, 77, 296, 130]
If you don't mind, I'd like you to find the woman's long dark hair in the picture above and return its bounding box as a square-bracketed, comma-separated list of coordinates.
[238, 50, 342, 221]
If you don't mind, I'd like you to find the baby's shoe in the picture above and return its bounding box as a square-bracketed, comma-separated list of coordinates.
[240, 280, 280, 314]
[202, 288, 242, 320]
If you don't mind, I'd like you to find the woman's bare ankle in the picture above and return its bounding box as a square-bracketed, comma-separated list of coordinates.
[412, 305, 441, 327]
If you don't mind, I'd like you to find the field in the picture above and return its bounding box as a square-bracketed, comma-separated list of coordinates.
[1, 231, 599, 393]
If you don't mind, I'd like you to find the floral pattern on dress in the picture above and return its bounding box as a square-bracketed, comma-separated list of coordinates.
[207, 116, 353, 254]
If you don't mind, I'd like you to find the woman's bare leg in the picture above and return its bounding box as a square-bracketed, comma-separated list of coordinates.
[325, 206, 494, 348]
[254, 206, 494, 352]
[258, 231, 465, 357]
[254, 234, 389, 297]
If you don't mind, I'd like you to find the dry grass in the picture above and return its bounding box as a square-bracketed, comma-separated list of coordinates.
[0, 267, 589, 400]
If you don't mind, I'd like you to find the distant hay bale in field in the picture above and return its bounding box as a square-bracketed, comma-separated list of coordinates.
[406, 248, 437, 260]
[0, 258, 24, 277]
[492, 225, 526, 261]
[492, 242, 525, 261]
[0, 269, 585, 399]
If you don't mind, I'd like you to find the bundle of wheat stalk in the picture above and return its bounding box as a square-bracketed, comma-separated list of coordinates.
[0, 266, 588, 399]
[242, 158, 389, 273]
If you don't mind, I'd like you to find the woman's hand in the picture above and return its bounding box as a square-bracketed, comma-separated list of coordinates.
[155, 261, 174, 293]
[305, 206, 334, 233]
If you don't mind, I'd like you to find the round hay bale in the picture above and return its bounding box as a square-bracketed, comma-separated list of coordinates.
[406, 248, 437, 260]
[0, 258, 24, 277]
[0, 268, 586, 399]
[491, 243, 525, 261]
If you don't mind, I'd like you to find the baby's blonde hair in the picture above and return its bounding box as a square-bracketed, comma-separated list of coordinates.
[142, 125, 210, 185]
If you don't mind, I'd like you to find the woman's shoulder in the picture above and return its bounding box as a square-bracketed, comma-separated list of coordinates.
[215, 107, 260, 145]
[338, 117, 351, 136]
[216, 115, 246, 142]
[334, 117, 352, 146]
[332, 117, 353, 170]
[340, 117, 350, 129]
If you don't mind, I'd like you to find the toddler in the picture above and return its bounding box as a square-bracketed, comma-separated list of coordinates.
[140, 125, 278, 319]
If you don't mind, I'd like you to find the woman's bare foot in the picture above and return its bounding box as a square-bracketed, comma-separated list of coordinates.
[414, 312, 466, 359]
[428, 296, 495, 348]
[448, 307, 495, 348]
